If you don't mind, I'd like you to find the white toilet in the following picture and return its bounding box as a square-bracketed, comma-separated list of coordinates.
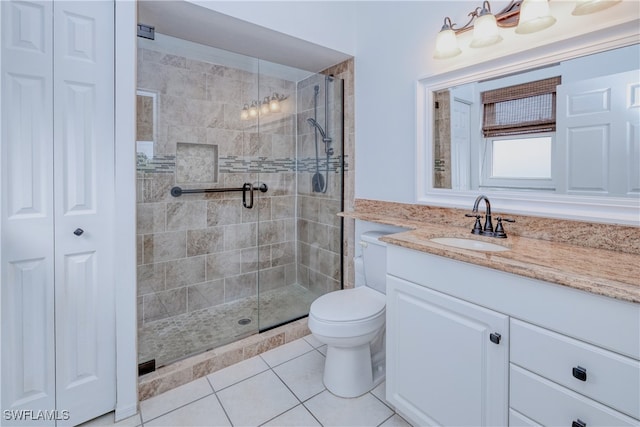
[308, 231, 391, 398]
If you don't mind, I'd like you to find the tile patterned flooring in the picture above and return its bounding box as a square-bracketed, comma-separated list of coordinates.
[84, 335, 413, 427]
[139, 284, 319, 367]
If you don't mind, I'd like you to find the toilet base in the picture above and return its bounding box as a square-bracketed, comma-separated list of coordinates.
[323, 343, 384, 398]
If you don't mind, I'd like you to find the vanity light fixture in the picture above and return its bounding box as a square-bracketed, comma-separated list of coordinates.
[260, 97, 270, 115]
[470, 2, 503, 48]
[434, 0, 524, 59]
[434, 18, 462, 59]
[269, 93, 285, 112]
[516, 0, 556, 34]
[572, 0, 621, 15]
[240, 104, 250, 120]
[240, 92, 287, 120]
[248, 102, 258, 118]
[434, 0, 621, 59]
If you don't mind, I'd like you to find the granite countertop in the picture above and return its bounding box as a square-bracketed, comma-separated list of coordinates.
[341, 211, 640, 304]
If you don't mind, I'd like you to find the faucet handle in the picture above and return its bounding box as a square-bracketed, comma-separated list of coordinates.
[465, 213, 483, 234]
[494, 217, 515, 238]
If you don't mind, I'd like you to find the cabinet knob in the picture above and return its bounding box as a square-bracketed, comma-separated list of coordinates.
[73, 228, 84, 236]
[572, 419, 586, 427]
[489, 332, 501, 344]
[572, 366, 587, 382]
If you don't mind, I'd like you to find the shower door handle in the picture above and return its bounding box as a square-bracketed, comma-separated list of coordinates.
[242, 183, 254, 209]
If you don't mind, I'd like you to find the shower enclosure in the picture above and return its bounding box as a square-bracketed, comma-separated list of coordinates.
[136, 33, 344, 369]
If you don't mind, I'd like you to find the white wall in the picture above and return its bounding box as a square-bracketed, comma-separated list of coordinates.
[354, 1, 452, 202]
[192, 1, 357, 56]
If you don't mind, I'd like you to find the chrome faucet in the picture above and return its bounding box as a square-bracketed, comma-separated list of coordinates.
[465, 195, 515, 238]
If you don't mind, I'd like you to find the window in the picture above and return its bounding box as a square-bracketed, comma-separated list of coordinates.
[481, 76, 561, 137]
[479, 77, 560, 191]
[490, 136, 552, 179]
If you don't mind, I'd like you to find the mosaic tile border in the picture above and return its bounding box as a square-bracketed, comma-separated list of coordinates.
[137, 154, 350, 174]
[137, 154, 176, 173]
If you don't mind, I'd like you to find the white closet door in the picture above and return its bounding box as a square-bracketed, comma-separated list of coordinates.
[53, 1, 115, 426]
[1, 1, 57, 425]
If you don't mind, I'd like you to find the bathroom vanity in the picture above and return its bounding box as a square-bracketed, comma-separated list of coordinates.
[384, 238, 639, 426]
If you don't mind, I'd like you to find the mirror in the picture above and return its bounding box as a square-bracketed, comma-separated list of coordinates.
[432, 45, 639, 198]
[136, 90, 157, 166]
[417, 35, 640, 225]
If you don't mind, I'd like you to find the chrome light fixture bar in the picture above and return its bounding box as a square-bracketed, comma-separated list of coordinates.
[434, 0, 619, 60]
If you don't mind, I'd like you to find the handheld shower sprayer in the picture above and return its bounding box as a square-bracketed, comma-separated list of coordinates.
[306, 118, 332, 143]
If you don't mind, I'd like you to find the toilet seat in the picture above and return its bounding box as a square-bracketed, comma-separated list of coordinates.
[310, 287, 385, 322]
[309, 287, 386, 338]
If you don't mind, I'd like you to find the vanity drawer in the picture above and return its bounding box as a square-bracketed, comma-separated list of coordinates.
[510, 364, 639, 426]
[509, 409, 541, 427]
[510, 318, 640, 419]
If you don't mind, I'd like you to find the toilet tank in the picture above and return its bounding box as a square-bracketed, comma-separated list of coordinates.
[360, 231, 392, 294]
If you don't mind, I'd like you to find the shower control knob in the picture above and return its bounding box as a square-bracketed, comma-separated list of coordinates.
[73, 228, 84, 236]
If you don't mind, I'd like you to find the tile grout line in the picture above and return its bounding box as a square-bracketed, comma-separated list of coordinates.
[263, 359, 326, 427]
[206, 375, 234, 427]
[140, 386, 216, 425]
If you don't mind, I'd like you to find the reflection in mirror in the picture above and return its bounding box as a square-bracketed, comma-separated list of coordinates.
[136, 90, 157, 165]
[432, 44, 639, 198]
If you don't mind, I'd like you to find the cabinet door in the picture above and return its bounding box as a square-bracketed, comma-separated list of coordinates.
[53, 1, 115, 426]
[386, 276, 509, 426]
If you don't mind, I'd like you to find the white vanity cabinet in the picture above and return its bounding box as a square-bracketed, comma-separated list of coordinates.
[386, 276, 509, 426]
[386, 245, 640, 427]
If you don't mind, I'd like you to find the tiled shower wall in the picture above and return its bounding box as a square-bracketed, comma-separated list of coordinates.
[136, 39, 351, 330]
[322, 59, 355, 289]
[295, 74, 344, 295]
[136, 44, 298, 326]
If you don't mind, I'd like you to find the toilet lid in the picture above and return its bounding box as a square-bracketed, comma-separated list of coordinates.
[310, 287, 385, 322]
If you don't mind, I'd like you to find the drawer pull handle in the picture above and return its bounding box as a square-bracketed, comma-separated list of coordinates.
[572, 366, 587, 382]
[489, 332, 501, 344]
[572, 419, 586, 427]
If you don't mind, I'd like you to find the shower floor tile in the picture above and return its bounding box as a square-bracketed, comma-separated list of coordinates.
[138, 283, 319, 367]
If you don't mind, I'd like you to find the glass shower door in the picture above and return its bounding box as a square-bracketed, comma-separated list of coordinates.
[257, 69, 344, 332]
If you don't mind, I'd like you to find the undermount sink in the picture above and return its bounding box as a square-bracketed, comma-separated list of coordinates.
[430, 237, 509, 252]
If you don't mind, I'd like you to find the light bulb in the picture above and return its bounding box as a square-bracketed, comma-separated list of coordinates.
[240, 104, 249, 120]
[470, 5, 502, 48]
[269, 94, 280, 112]
[516, 0, 556, 34]
[434, 18, 461, 59]
[248, 102, 258, 118]
[260, 97, 270, 115]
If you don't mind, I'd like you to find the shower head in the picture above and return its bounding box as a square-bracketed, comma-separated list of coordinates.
[307, 118, 332, 143]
